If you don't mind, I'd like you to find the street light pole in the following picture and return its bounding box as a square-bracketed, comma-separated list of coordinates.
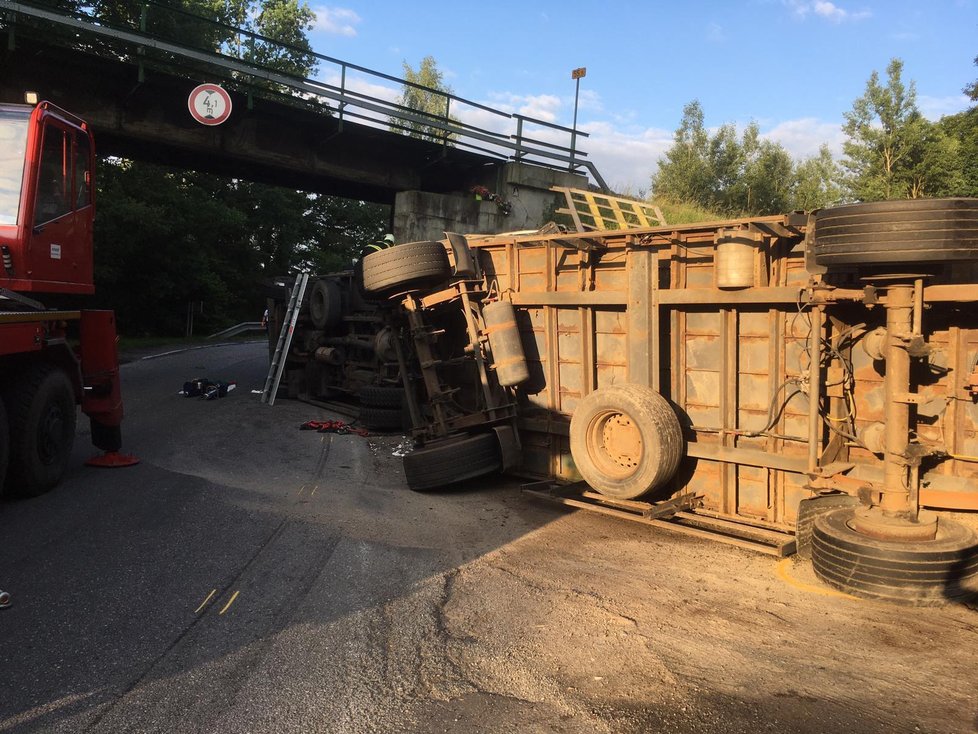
[570, 66, 586, 172]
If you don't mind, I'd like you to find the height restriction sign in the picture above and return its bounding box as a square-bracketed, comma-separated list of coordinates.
[188, 84, 232, 126]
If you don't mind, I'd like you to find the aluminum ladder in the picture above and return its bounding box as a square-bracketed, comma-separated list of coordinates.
[261, 273, 309, 406]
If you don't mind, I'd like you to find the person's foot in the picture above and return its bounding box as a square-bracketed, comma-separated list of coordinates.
[0, 591, 11, 609]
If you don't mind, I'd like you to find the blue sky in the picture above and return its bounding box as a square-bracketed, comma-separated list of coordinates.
[305, 0, 978, 192]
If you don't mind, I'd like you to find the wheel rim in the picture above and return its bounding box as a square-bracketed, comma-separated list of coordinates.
[310, 290, 325, 322]
[585, 409, 643, 480]
[38, 403, 67, 466]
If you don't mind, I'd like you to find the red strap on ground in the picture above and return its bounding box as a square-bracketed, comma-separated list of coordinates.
[300, 420, 369, 437]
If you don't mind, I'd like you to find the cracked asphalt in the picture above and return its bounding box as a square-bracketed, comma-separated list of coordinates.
[1, 341, 977, 733]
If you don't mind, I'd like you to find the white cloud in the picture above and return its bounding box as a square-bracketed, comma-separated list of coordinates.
[581, 123, 674, 194]
[312, 7, 361, 37]
[762, 117, 846, 158]
[814, 1, 847, 21]
[487, 92, 564, 123]
[918, 94, 971, 120]
[707, 22, 726, 42]
[786, 0, 871, 22]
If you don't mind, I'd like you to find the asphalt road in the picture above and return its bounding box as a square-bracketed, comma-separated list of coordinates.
[1, 342, 977, 734]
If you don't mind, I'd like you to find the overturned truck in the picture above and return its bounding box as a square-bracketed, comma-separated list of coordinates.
[353, 198, 978, 605]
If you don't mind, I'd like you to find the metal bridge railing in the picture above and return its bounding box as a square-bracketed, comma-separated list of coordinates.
[0, 0, 608, 190]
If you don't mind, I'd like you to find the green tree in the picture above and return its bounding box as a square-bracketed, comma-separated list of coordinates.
[93, 0, 234, 53]
[244, 0, 318, 79]
[935, 57, 978, 198]
[939, 110, 978, 197]
[840, 58, 936, 200]
[793, 145, 843, 210]
[94, 161, 260, 336]
[741, 138, 794, 214]
[652, 109, 794, 216]
[650, 100, 712, 206]
[964, 55, 978, 102]
[389, 56, 459, 143]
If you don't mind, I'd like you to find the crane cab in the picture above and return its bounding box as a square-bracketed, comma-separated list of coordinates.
[0, 101, 95, 295]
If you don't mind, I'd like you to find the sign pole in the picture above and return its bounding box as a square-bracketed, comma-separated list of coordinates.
[570, 67, 586, 172]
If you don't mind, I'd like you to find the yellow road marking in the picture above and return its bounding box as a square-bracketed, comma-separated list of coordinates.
[219, 590, 240, 615]
[194, 589, 217, 614]
[774, 558, 860, 600]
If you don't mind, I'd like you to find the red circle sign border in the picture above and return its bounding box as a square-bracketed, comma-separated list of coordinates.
[188, 83, 232, 126]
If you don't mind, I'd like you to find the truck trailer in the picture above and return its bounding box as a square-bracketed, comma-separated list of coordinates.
[357, 200, 978, 605]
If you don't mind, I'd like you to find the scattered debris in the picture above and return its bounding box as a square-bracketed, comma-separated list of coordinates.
[392, 438, 414, 457]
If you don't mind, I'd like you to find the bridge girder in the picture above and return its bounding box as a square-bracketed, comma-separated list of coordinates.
[1, 40, 500, 203]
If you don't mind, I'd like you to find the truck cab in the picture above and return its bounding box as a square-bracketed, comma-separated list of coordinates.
[0, 101, 95, 295]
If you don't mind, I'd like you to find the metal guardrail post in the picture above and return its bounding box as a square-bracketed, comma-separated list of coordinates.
[515, 117, 524, 162]
[137, 3, 148, 83]
[338, 64, 346, 131]
[443, 96, 451, 149]
[569, 128, 577, 173]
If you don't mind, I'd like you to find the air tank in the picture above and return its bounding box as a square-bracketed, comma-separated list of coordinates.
[716, 230, 756, 289]
[482, 300, 529, 387]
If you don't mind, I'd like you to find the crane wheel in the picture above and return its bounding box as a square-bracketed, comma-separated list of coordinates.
[2, 364, 77, 497]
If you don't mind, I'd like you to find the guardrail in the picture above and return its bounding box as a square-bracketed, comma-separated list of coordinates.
[0, 0, 608, 190]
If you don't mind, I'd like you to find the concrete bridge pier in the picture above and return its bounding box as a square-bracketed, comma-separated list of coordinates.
[393, 163, 588, 242]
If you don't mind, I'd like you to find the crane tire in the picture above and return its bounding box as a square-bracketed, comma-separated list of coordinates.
[2, 364, 77, 497]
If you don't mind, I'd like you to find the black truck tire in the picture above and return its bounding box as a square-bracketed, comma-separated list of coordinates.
[811, 507, 978, 605]
[569, 384, 684, 500]
[360, 385, 405, 409]
[403, 433, 502, 491]
[2, 364, 77, 497]
[795, 492, 861, 560]
[359, 406, 404, 431]
[361, 241, 450, 296]
[309, 278, 342, 330]
[813, 198, 978, 266]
